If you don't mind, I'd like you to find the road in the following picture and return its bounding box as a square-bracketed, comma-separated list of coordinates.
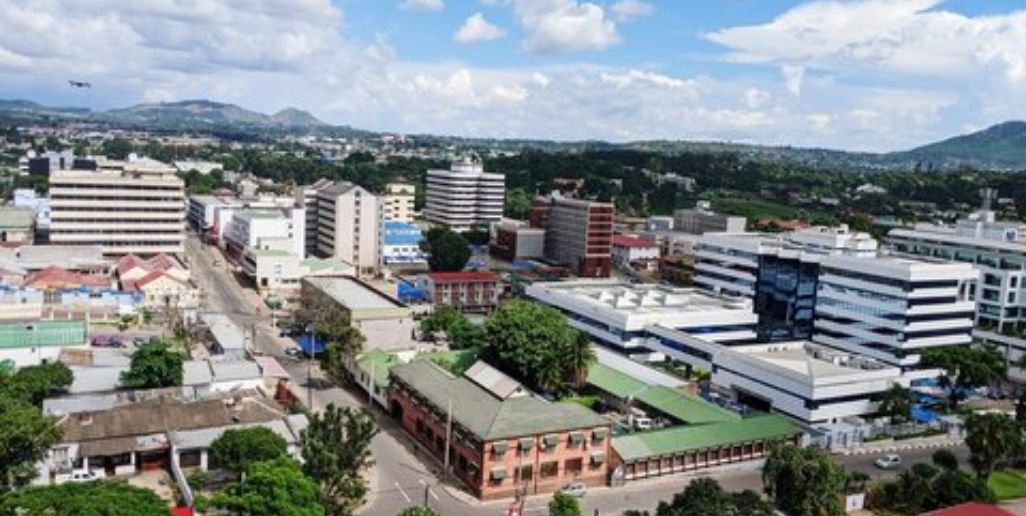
[185, 233, 970, 515]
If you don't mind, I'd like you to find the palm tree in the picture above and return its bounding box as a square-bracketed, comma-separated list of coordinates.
[877, 383, 914, 423]
[965, 412, 1023, 477]
[567, 332, 596, 388]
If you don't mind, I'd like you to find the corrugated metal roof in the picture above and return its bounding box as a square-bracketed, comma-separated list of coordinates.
[633, 386, 741, 425]
[611, 414, 797, 462]
[586, 362, 648, 399]
[464, 361, 524, 399]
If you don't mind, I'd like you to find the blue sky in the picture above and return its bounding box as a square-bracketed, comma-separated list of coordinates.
[1, 0, 1025, 151]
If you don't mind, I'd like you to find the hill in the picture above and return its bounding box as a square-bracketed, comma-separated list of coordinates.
[100, 100, 325, 129]
[893, 121, 1026, 170]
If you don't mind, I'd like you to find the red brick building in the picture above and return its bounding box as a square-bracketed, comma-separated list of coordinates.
[388, 360, 611, 500]
[530, 194, 613, 278]
[419, 271, 502, 313]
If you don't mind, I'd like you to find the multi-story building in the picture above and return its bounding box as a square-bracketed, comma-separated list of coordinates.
[388, 359, 610, 500]
[383, 183, 416, 223]
[812, 254, 977, 378]
[417, 271, 502, 313]
[886, 211, 1026, 377]
[673, 201, 747, 235]
[316, 182, 381, 277]
[489, 220, 545, 262]
[188, 194, 300, 247]
[611, 235, 660, 272]
[302, 276, 413, 350]
[531, 194, 613, 278]
[425, 157, 504, 232]
[12, 189, 51, 235]
[382, 221, 427, 265]
[221, 208, 305, 262]
[295, 178, 334, 257]
[49, 157, 186, 256]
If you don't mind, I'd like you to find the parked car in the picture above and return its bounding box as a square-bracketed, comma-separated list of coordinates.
[90, 335, 123, 348]
[558, 482, 587, 498]
[875, 454, 902, 470]
[68, 469, 105, 482]
[284, 347, 302, 358]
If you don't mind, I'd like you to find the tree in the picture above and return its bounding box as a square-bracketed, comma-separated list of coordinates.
[396, 508, 439, 516]
[3, 362, 73, 406]
[210, 458, 324, 516]
[0, 395, 63, 492]
[448, 318, 487, 350]
[293, 292, 366, 382]
[419, 308, 464, 335]
[119, 342, 183, 389]
[301, 404, 379, 515]
[567, 332, 595, 388]
[651, 478, 773, 516]
[420, 227, 471, 272]
[932, 449, 960, 471]
[876, 383, 914, 423]
[548, 492, 582, 516]
[483, 300, 588, 393]
[922, 346, 1006, 409]
[505, 188, 533, 220]
[1016, 390, 1026, 424]
[965, 412, 1023, 477]
[0, 480, 169, 515]
[100, 138, 133, 160]
[763, 444, 847, 516]
[209, 427, 288, 477]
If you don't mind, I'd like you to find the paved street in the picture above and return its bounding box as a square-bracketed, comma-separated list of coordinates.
[185, 233, 970, 515]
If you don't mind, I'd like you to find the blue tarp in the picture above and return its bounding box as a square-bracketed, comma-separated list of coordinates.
[397, 282, 429, 302]
[912, 405, 938, 423]
[296, 334, 325, 356]
[511, 260, 536, 269]
[466, 261, 487, 269]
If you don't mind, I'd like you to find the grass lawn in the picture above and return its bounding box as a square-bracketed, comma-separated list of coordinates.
[987, 470, 1026, 500]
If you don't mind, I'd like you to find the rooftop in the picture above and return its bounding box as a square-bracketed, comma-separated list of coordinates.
[234, 209, 286, 221]
[390, 359, 608, 441]
[585, 362, 739, 424]
[611, 414, 798, 461]
[357, 349, 404, 388]
[305, 276, 406, 311]
[0, 208, 34, 229]
[613, 235, 658, 249]
[0, 245, 108, 271]
[742, 342, 893, 379]
[199, 313, 246, 351]
[0, 320, 87, 349]
[530, 280, 752, 315]
[426, 271, 501, 283]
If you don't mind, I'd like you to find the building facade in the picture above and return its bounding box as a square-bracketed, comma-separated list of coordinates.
[382, 221, 426, 265]
[672, 202, 747, 235]
[489, 221, 545, 262]
[531, 195, 613, 278]
[316, 183, 381, 277]
[49, 157, 185, 256]
[383, 183, 416, 223]
[611, 235, 660, 271]
[418, 271, 502, 313]
[425, 158, 505, 232]
[222, 208, 306, 262]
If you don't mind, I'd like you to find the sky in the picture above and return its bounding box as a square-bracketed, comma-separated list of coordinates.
[1, 0, 1024, 152]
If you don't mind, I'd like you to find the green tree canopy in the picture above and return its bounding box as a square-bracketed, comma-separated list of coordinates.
[448, 318, 487, 350]
[396, 508, 439, 516]
[301, 404, 379, 515]
[209, 427, 288, 477]
[922, 346, 1006, 408]
[876, 383, 914, 423]
[419, 307, 464, 335]
[293, 291, 366, 382]
[483, 300, 592, 392]
[763, 444, 847, 516]
[0, 395, 63, 492]
[504, 188, 533, 220]
[654, 478, 773, 516]
[420, 227, 471, 272]
[0, 480, 169, 515]
[869, 459, 994, 514]
[965, 412, 1023, 477]
[3, 362, 73, 406]
[211, 458, 324, 516]
[548, 491, 582, 516]
[120, 342, 184, 389]
[932, 449, 960, 472]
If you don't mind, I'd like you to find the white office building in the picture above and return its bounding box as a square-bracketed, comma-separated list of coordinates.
[316, 182, 381, 277]
[222, 208, 306, 261]
[887, 210, 1026, 377]
[812, 254, 977, 378]
[49, 157, 185, 256]
[424, 157, 504, 232]
[383, 183, 416, 223]
[673, 201, 747, 235]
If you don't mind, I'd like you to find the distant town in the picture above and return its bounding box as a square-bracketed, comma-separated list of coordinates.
[1, 117, 1025, 516]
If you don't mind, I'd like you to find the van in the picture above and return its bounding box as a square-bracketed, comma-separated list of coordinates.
[634, 417, 654, 431]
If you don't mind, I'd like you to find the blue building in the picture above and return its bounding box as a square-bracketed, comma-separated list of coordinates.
[382, 221, 426, 264]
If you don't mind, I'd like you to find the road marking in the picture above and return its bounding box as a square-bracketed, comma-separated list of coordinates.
[394, 482, 411, 503]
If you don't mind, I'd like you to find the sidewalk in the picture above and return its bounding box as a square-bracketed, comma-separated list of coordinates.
[836, 435, 963, 456]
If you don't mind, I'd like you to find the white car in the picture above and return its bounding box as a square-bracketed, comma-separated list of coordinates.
[559, 482, 587, 498]
[874, 454, 902, 470]
[68, 469, 105, 482]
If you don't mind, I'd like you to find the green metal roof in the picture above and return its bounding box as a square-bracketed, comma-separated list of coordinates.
[0, 208, 34, 230]
[0, 321, 88, 349]
[357, 349, 401, 388]
[586, 362, 739, 425]
[634, 385, 741, 425]
[612, 414, 798, 462]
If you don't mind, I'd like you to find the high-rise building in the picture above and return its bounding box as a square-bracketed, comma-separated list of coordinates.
[424, 157, 504, 232]
[49, 157, 185, 256]
[383, 183, 416, 223]
[316, 182, 381, 276]
[531, 194, 613, 278]
[886, 210, 1026, 376]
[296, 178, 334, 257]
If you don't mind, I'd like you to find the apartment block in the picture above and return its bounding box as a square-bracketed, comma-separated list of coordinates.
[316, 182, 381, 277]
[49, 157, 186, 256]
[425, 157, 504, 232]
[188, 194, 299, 247]
[531, 194, 613, 278]
[383, 183, 416, 223]
[297, 178, 334, 256]
[418, 271, 502, 313]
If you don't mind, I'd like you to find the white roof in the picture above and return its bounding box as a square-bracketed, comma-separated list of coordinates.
[532, 280, 752, 315]
[209, 359, 262, 382]
[304, 276, 405, 310]
[183, 360, 213, 386]
[200, 312, 246, 351]
[170, 418, 303, 450]
[68, 366, 123, 394]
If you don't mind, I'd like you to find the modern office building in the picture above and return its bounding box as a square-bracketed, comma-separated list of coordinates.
[382, 221, 426, 265]
[221, 208, 305, 262]
[812, 254, 977, 378]
[49, 157, 186, 256]
[489, 220, 545, 262]
[383, 183, 416, 223]
[531, 194, 614, 278]
[188, 194, 300, 247]
[315, 182, 381, 277]
[673, 202, 747, 235]
[886, 210, 1026, 377]
[425, 157, 504, 232]
[296, 178, 334, 256]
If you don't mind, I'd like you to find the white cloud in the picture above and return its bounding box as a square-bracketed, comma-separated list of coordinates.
[511, 0, 621, 53]
[780, 64, 804, 96]
[454, 13, 506, 44]
[531, 72, 550, 88]
[744, 88, 770, 109]
[600, 69, 691, 90]
[611, 0, 652, 22]
[399, 0, 444, 11]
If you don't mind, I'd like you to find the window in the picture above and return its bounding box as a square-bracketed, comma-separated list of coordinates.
[540, 461, 558, 479]
[565, 458, 583, 475]
[518, 465, 533, 482]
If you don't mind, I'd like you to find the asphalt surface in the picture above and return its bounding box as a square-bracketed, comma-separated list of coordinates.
[185, 233, 971, 515]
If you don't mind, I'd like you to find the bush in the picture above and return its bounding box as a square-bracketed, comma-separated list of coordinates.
[187, 470, 211, 490]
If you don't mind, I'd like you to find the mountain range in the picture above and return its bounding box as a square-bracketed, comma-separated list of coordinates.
[1, 98, 1024, 171]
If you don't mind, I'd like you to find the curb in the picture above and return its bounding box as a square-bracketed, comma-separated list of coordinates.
[838, 439, 963, 456]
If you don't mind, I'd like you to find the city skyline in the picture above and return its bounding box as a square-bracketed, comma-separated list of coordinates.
[1, 0, 1024, 151]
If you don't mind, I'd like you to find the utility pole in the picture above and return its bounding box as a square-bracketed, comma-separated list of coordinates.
[306, 325, 314, 410]
[443, 398, 453, 480]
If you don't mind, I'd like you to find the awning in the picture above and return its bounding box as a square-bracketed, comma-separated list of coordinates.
[591, 452, 607, 465]
[569, 431, 584, 444]
[542, 434, 559, 448]
[492, 441, 508, 454]
[490, 466, 507, 480]
[519, 437, 534, 450]
[592, 428, 608, 440]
